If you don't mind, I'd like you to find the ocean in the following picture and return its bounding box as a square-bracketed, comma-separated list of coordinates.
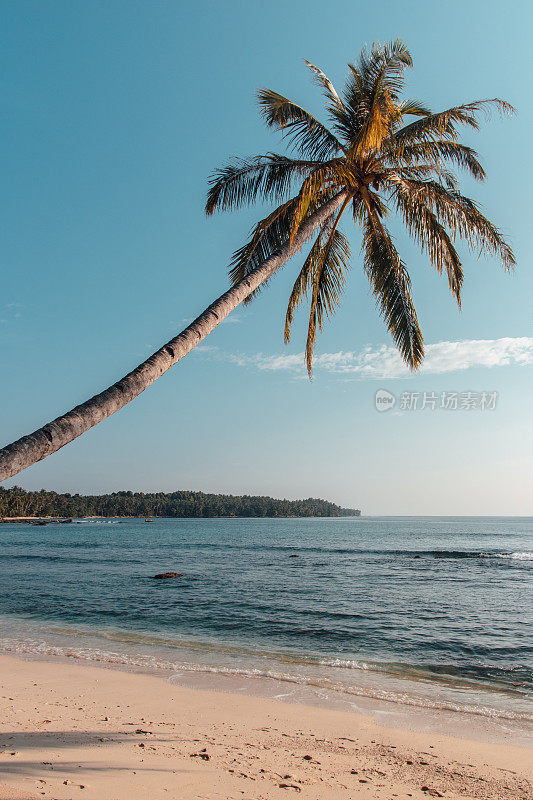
[0, 516, 531, 737]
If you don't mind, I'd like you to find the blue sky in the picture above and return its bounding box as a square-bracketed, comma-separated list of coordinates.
[1, 0, 532, 514]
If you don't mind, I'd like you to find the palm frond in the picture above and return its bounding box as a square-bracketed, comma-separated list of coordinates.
[333, 68, 366, 143]
[303, 213, 351, 374]
[228, 186, 341, 305]
[352, 195, 366, 225]
[284, 227, 324, 343]
[342, 40, 414, 158]
[304, 60, 346, 114]
[394, 99, 515, 145]
[257, 89, 342, 159]
[386, 164, 459, 189]
[383, 140, 486, 181]
[351, 92, 397, 159]
[334, 41, 411, 145]
[356, 38, 413, 99]
[396, 99, 432, 117]
[288, 161, 348, 245]
[392, 181, 463, 303]
[400, 180, 515, 269]
[228, 198, 298, 303]
[206, 154, 318, 215]
[363, 211, 423, 368]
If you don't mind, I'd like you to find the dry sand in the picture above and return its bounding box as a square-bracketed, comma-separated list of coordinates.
[0, 654, 531, 800]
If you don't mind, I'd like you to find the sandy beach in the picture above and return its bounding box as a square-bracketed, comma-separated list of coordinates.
[0, 654, 530, 800]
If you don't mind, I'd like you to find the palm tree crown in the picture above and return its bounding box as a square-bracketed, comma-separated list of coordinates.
[206, 39, 515, 375]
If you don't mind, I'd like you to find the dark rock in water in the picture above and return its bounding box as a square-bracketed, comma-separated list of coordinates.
[152, 572, 182, 579]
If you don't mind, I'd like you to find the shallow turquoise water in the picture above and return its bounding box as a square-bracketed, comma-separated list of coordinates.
[0, 516, 531, 722]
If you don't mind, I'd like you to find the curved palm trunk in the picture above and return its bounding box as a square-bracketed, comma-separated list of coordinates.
[0, 192, 348, 482]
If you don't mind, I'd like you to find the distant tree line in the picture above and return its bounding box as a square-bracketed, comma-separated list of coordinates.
[0, 486, 358, 518]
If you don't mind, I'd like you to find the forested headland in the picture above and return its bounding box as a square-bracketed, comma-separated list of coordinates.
[0, 486, 359, 519]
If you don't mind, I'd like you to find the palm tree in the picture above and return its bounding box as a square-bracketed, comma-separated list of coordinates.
[0, 39, 514, 482]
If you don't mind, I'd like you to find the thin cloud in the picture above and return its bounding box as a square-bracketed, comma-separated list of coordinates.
[221, 316, 242, 324]
[207, 337, 533, 380]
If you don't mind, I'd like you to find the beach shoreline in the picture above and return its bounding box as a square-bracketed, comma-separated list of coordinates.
[0, 652, 531, 800]
[1, 634, 531, 748]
